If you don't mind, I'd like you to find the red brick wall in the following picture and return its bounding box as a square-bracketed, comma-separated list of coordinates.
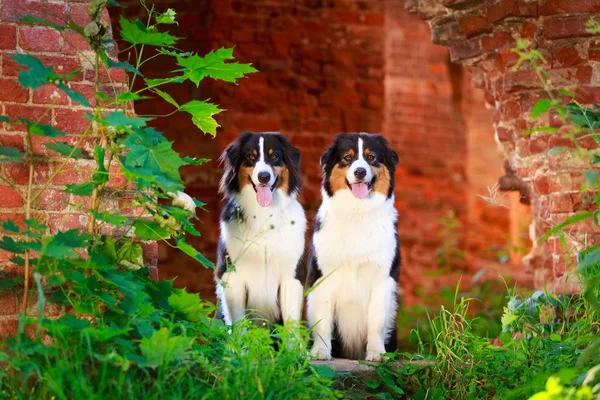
[109, 0, 524, 304]
[407, 0, 600, 292]
[0, 0, 156, 335]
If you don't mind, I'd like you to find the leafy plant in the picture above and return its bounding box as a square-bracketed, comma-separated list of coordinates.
[0, 1, 335, 399]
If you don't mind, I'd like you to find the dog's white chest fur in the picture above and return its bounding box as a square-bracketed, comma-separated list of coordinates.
[309, 189, 398, 360]
[218, 186, 306, 324]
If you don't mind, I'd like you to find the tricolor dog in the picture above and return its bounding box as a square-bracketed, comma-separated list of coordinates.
[305, 133, 400, 361]
[216, 132, 306, 328]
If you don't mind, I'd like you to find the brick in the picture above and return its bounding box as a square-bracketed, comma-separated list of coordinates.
[431, 21, 461, 45]
[19, 26, 61, 52]
[495, 126, 513, 142]
[0, 186, 24, 208]
[0, 25, 17, 50]
[449, 38, 482, 61]
[539, 0, 600, 15]
[0, 292, 17, 315]
[551, 46, 583, 67]
[487, 0, 538, 23]
[2, 161, 50, 185]
[543, 16, 594, 40]
[4, 105, 52, 132]
[503, 69, 542, 92]
[33, 85, 68, 105]
[576, 66, 593, 85]
[0, 78, 28, 102]
[0, 0, 66, 24]
[61, 31, 91, 56]
[54, 109, 92, 135]
[0, 319, 18, 338]
[33, 188, 70, 211]
[457, 15, 493, 38]
[481, 31, 514, 53]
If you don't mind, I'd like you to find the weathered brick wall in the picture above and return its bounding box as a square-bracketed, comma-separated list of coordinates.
[406, 0, 600, 292]
[0, 0, 156, 336]
[110, 0, 524, 305]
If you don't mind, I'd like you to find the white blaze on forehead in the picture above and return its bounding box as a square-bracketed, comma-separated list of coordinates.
[346, 137, 373, 184]
[251, 136, 275, 186]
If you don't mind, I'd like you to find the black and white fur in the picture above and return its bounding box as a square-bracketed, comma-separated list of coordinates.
[305, 133, 400, 361]
[216, 132, 306, 327]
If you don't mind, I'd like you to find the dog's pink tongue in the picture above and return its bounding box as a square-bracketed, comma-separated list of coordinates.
[256, 185, 273, 207]
[350, 183, 369, 199]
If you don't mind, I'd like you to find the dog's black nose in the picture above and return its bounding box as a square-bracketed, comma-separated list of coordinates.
[354, 168, 367, 180]
[258, 171, 271, 184]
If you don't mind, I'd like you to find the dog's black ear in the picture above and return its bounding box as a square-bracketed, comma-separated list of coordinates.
[219, 132, 253, 195]
[376, 135, 399, 168]
[320, 133, 344, 167]
[276, 134, 302, 194]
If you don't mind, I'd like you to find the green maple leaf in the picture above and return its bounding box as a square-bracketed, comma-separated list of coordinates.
[175, 237, 214, 268]
[179, 100, 222, 136]
[43, 141, 84, 158]
[133, 220, 170, 240]
[175, 47, 257, 86]
[139, 328, 193, 368]
[167, 289, 212, 322]
[123, 130, 185, 189]
[156, 8, 177, 25]
[97, 112, 152, 131]
[18, 119, 67, 137]
[91, 211, 128, 225]
[120, 17, 178, 46]
[154, 88, 179, 108]
[43, 229, 92, 259]
[11, 54, 79, 90]
[2, 220, 20, 233]
[64, 182, 94, 196]
[117, 241, 143, 267]
[0, 145, 24, 163]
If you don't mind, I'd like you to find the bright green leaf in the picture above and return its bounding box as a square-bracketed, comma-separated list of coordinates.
[139, 328, 193, 368]
[116, 92, 150, 102]
[117, 241, 143, 267]
[539, 212, 595, 242]
[64, 182, 95, 196]
[133, 220, 170, 240]
[175, 237, 214, 268]
[11, 54, 79, 90]
[316, 365, 336, 379]
[43, 229, 92, 259]
[17, 14, 66, 31]
[156, 8, 177, 25]
[91, 211, 128, 225]
[154, 88, 179, 108]
[167, 289, 208, 322]
[531, 99, 553, 118]
[120, 16, 178, 46]
[179, 100, 222, 136]
[175, 47, 257, 86]
[182, 156, 210, 166]
[0, 275, 23, 289]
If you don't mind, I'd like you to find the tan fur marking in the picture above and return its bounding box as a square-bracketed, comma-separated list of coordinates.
[330, 164, 350, 193]
[274, 166, 289, 193]
[237, 166, 254, 189]
[372, 164, 391, 196]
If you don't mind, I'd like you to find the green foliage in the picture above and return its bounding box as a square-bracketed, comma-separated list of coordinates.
[0, 2, 329, 399]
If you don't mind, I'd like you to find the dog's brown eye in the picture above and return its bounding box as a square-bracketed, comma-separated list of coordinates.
[366, 154, 375, 161]
[248, 154, 256, 161]
[344, 154, 353, 162]
[270, 153, 279, 160]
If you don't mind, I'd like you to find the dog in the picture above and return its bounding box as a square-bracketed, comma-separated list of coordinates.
[215, 132, 306, 329]
[305, 133, 400, 361]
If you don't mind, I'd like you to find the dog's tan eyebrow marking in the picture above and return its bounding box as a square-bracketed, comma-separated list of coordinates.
[268, 149, 274, 155]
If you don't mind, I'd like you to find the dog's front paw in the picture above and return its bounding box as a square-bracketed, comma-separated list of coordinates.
[365, 349, 387, 362]
[310, 346, 332, 360]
